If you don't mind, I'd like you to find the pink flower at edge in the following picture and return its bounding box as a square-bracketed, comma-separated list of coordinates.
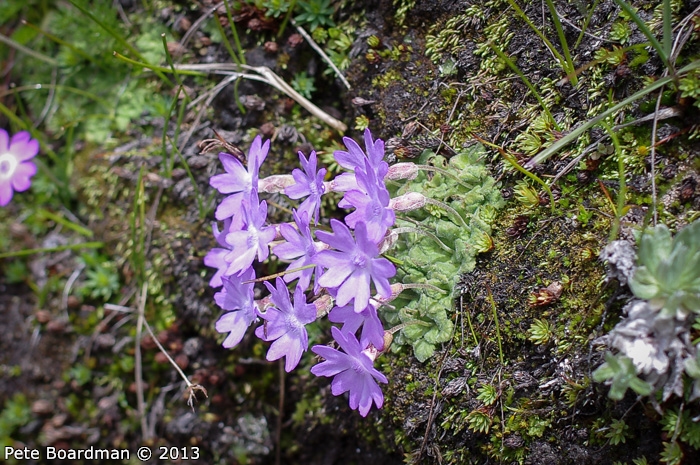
[0, 129, 39, 207]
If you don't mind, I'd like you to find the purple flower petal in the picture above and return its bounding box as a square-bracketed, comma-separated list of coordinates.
[315, 221, 395, 313]
[0, 129, 39, 207]
[311, 327, 387, 417]
[254, 279, 316, 372]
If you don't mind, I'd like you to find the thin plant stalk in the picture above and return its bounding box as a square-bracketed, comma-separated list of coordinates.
[277, 0, 297, 38]
[488, 43, 561, 131]
[36, 209, 93, 237]
[161, 34, 185, 89]
[212, 15, 246, 115]
[171, 136, 207, 219]
[613, 0, 672, 74]
[544, 0, 578, 86]
[473, 135, 555, 213]
[130, 167, 147, 284]
[601, 122, 626, 240]
[222, 0, 246, 65]
[0, 32, 58, 66]
[0, 84, 111, 108]
[504, 0, 575, 84]
[120, 57, 347, 131]
[461, 294, 480, 348]
[0, 242, 103, 259]
[21, 20, 99, 65]
[574, 0, 601, 48]
[391, 226, 454, 253]
[292, 19, 351, 90]
[67, 0, 173, 86]
[244, 264, 317, 284]
[161, 86, 182, 176]
[486, 285, 504, 365]
[524, 60, 700, 167]
[134, 282, 150, 441]
[112, 52, 206, 76]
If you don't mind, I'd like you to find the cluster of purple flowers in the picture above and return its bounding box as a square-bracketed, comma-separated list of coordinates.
[206, 129, 410, 416]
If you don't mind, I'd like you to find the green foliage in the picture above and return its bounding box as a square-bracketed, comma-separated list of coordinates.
[609, 21, 632, 44]
[65, 364, 92, 387]
[354, 114, 369, 131]
[467, 409, 492, 434]
[661, 409, 700, 450]
[660, 440, 683, 465]
[324, 27, 353, 71]
[79, 252, 120, 302]
[679, 69, 700, 108]
[0, 393, 32, 454]
[629, 220, 700, 318]
[528, 318, 553, 345]
[3, 260, 29, 284]
[592, 352, 653, 400]
[476, 384, 498, 406]
[291, 71, 317, 99]
[384, 145, 504, 362]
[295, 0, 335, 31]
[263, 0, 290, 18]
[1, 0, 166, 146]
[605, 419, 630, 445]
[513, 181, 539, 209]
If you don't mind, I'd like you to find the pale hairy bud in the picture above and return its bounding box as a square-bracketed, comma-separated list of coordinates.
[378, 229, 399, 254]
[381, 331, 393, 353]
[385, 162, 419, 181]
[374, 283, 405, 304]
[258, 174, 295, 193]
[389, 191, 426, 212]
[314, 293, 334, 318]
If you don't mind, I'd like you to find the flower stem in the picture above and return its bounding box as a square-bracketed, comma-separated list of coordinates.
[414, 164, 472, 190]
[422, 197, 470, 230]
[391, 226, 453, 253]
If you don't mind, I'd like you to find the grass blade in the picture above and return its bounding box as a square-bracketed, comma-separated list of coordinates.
[489, 43, 561, 131]
[544, 0, 578, 85]
[613, 0, 670, 71]
[523, 58, 700, 167]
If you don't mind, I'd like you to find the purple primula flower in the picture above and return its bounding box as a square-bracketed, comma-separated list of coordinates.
[284, 151, 327, 224]
[332, 129, 388, 195]
[210, 135, 270, 224]
[272, 210, 324, 292]
[315, 220, 396, 313]
[255, 278, 317, 372]
[343, 159, 395, 242]
[214, 268, 258, 348]
[224, 190, 276, 276]
[329, 303, 385, 350]
[311, 326, 388, 417]
[204, 218, 233, 287]
[0, 129, 39, 207]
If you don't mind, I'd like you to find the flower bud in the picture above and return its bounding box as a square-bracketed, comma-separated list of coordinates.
[381, 331, 393, 352]
[258, 174, 295, 193]
[374, 283, 405, 304]
[385, 162, 419, 181]
[378, 229, 398, 254]
[314, 293, 334, 319]
[389, 191, 426, 212]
